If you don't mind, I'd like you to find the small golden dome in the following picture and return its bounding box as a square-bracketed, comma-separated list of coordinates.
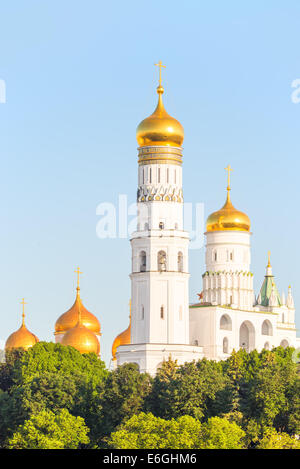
[112, 301, 131, 361]
[5, 300, 39, 351]
[206, 166, 250, 233]
[61, 322, 100, 355]
[55, 268, 101, 335]
[136, 65, 184, 147]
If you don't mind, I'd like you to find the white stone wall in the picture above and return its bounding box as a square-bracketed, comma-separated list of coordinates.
[203, 231, 254, 310]
[190, 304, 298, 360]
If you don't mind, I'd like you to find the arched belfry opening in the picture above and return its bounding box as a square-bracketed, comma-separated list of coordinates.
[239, 321, 255, 352]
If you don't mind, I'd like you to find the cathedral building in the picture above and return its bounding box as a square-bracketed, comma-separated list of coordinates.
[4, 65, 299, 374]
[113, 65, 299, 375]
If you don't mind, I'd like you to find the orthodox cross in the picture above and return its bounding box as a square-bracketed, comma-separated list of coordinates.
[20, 297, 27, 324]
[74, 266, 82, 289]
[155, 61, 166, 87]
[225, 164, 233, 190]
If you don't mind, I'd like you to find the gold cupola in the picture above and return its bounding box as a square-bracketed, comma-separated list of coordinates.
[5, 299, 39, 351]
[55, 268, 101, 336]
[112, 300, 131, 361]
[136, 61, 184, 148]
[206, 165, 251, 233]
[61, 301, 100, 356]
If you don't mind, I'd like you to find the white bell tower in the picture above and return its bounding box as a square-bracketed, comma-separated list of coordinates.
[116, 64, 203, 374]
[202, 166, 254, 310]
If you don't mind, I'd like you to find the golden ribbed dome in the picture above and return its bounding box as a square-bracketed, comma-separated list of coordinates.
[206, 166, 250, 233]
[112, 302, 131, 361]
[61, 322, 100, 355]
[136, 65, 184, 147]
[5, 300, 39, 351]
[55, 268, 101, 335]
[55, 289, 100, 334]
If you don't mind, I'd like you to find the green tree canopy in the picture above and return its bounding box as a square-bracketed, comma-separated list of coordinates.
[100, 363, 152, 440]
[257, 428, 300, 449]
[7, 409, 89, 449]
[201, 416, 245, 449]
[146, 357, 229, 420]
[108, 412, 203, 449]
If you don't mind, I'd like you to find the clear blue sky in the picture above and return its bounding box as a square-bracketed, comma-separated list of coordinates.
[0, 1, 299, 366]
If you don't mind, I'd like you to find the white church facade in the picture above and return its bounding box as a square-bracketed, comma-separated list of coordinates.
[114, 66, 299, 375]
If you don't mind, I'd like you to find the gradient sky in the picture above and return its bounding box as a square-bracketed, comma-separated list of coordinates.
[0, 1, 299, 366]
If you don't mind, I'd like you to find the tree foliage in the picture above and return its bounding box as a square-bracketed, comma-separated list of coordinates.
[7, 409, 89, 449]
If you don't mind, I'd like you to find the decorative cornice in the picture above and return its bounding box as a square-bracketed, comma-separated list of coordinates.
[138, 146, 182, 166]
[137, 185, 183, 203]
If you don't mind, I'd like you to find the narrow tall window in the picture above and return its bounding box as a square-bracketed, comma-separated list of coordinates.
[142, 168, 144, 185]
[158, 251, 167, 271]
[158, 168, 161, 183]
[174, 169, 177, 184]
[141, 305, 144, 320]
[160, 306, 164, 319]
[167, 168, 169, 183]
[149, 168, 152, 183]
[140, 251, 146, 272]
[179, 306, 183, 321]
[214, 252, 217, 261]
[178, 252, 183, 272]
[223, 337, 229, 354]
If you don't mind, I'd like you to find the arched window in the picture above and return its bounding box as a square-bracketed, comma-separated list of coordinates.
[160, 306, 164, 319]
[264, 342, 270, 350]
[159, 221, 164, 230]
[144, 222, 149, 231]
[178, 252, 183, 272]
[141, 305, 145, 320]
[223, 337, 229, 354]
[280, 339, 289, 349]
[262, 320, 273, 336]
[179, 306, 183, 321]
[158, 251, 167, 271]
[140, 251, 146, 272]
[220, 314, 232, 331]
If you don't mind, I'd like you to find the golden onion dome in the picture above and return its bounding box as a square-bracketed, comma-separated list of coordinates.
[5, 300, 39, 351]
[112, 301, 131, 361]
[55, 290, 100, 334]
[61, 305, 100, 355]
[55, 268, 101, 335]
[136, 63, 184, 148]
[206, 166, 250, 233]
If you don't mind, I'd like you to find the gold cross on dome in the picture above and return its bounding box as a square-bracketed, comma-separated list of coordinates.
[267, 251, 271, 267]
[155, 61, 166, 87]
[74, 267, 82, 289]
[225, 165, 233, 189]
[20, 298, 27, 324]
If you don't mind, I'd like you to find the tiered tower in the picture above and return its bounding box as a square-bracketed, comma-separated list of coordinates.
[115, 63, 203, 374]
[202, 166, 254, 310]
